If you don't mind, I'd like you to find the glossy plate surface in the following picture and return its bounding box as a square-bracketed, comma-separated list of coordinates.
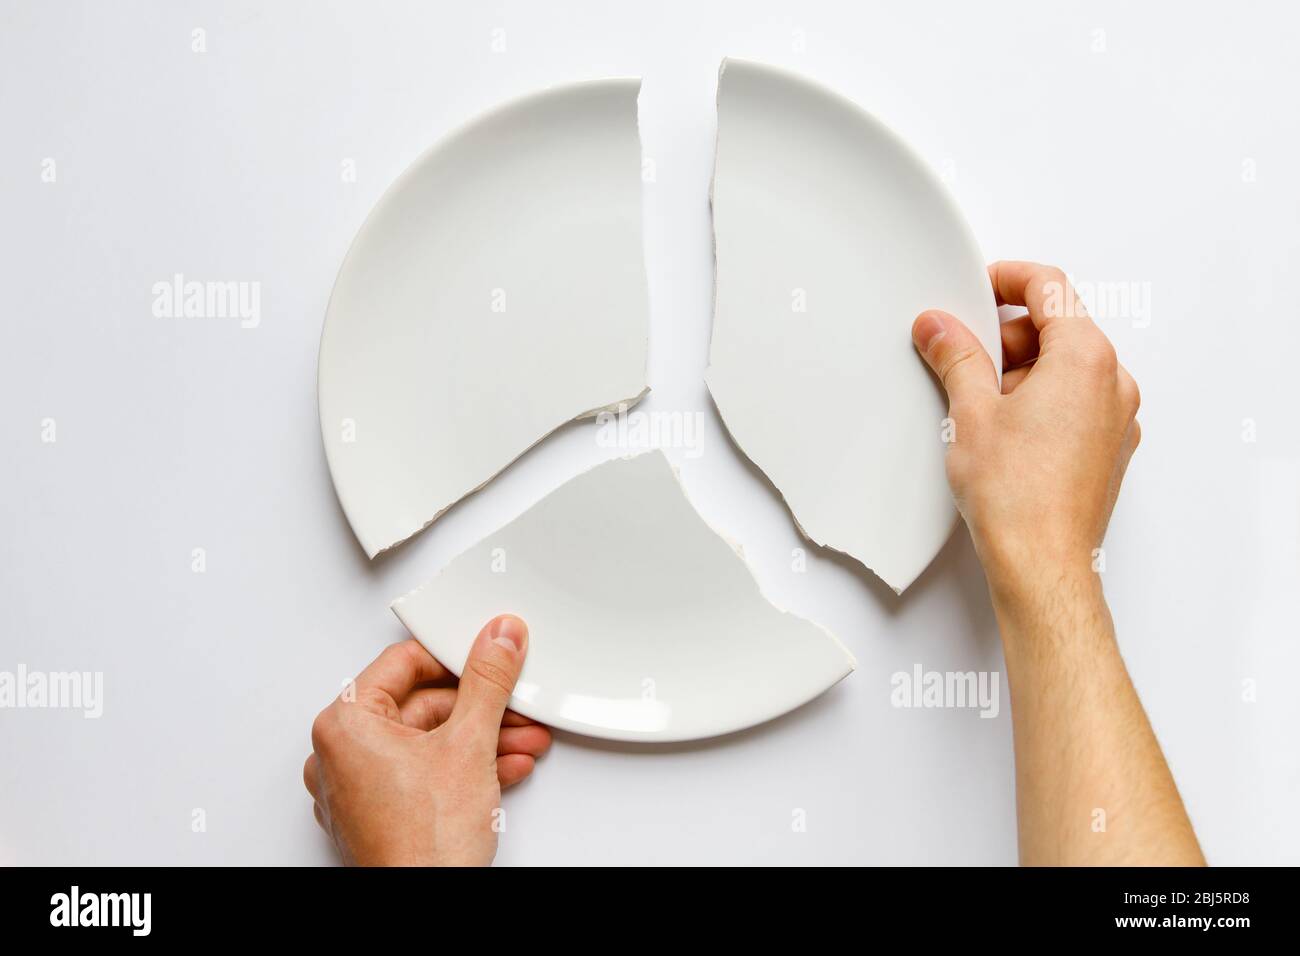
[707, 59, 1001, 592]
[319, 80, 650, 558]
[393, 451, 855, 742]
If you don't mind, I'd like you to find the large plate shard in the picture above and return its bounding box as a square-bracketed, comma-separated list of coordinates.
[319, 79, 650, 558]
[706, 59, 1001, 592]
[392, 451, 855, 742]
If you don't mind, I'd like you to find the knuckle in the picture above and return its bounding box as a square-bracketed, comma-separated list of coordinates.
[379, 639, 415, 670]
[1031, 265, 1083, 320]
[1098, 341, 1119, 374]
[466, 657, 516, 699]
[356, 685, 399, 719]
[1036, 263, 1068, 287]
[375, 638, 418, 672]
[1076, 336, 1118, 377]
[1032, 263, 1068, 294]
[938, 344, 982, 387]
[396, 638, 426, 667]
[310, 708, 338, 752]
[1120, 371, 1141, 414]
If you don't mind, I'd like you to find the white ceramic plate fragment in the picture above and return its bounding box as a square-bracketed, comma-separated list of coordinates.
[320, 80, 650, 558]
[707, 59, 1001, 593]
[392, 451, 855, 742]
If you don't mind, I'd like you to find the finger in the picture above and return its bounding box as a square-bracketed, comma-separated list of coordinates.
[402, 689, 545, 732]
[497, 724, 552, 757]
[497, 753, 536, 789]
[999, 314, 1040, 370]
[303, 753, 321, 801]
[1001, 363, 1033, 394]
[399, 688, 457, 730]
[448, 615, 529, 749]
[353, 639, 450, 701]
[912, 310, 999, 405]
[988, 261, 1090, 330]
[502, 709, 539, 728]
[402, 687, 540, 730]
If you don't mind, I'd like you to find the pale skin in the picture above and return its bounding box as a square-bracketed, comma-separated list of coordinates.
[307, 260, 1202, 866]
[304, 615, 551, 866]
[912, 260, 1203, 866]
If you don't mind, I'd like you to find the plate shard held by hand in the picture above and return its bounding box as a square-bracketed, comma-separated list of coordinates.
[392, 451, 855, 743]
[319, 79, 651, 558]
[706, 59, 1001, 593]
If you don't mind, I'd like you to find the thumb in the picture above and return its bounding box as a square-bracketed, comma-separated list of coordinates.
[448, 614, 529, 746]
[912, 310, 998, 404]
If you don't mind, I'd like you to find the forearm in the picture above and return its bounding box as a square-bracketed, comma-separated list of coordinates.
[989, 569, 1204, 866]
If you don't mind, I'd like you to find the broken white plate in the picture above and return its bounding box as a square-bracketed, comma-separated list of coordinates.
[319, 80, 650, 558]
[392, 451, 855, 742]
[707, 59, 1001, 593]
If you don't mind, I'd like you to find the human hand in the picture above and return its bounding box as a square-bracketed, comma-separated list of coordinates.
[915, 265, 1202, 866]
[912, 261, 1141, 605]
[304, 615, 551, 866]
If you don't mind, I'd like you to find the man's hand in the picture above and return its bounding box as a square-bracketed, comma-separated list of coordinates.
[913, 262, 1203, 866]
[304, 615, 551, 866]
[912, 260, 1141, 605]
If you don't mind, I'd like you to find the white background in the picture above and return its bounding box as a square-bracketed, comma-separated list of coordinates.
[2, 0, 1297, 865]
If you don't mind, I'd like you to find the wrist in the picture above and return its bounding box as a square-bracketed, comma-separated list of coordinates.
[973, 530, 1101, 603]
[975, 539, 1110, 645]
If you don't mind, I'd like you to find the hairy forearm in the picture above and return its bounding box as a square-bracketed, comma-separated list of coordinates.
[989, 569, 1204, 866]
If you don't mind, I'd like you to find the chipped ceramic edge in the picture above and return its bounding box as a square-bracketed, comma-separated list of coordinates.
[705, 58, 869, 593]
[320, 77, 652, 561]
[655, 453, 857, 673]
[388, 449, 652, 611]
[368, 385, 651, 560]
[707, 402, 912, 598]
[704, 57, 981, 595]
[390, 448, 856, 675]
